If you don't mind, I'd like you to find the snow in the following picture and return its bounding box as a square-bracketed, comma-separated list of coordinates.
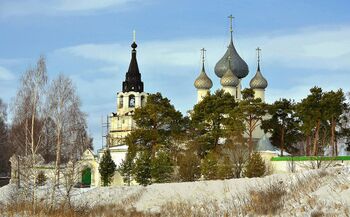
[1, 167, 350, 216]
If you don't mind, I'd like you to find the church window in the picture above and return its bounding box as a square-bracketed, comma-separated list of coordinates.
[119, 96, 123, 108]
[129, 95, 135, 108]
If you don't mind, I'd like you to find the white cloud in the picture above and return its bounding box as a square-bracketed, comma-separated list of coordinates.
[0, 0, 142, 17]
[58, 25, 350, 72]
[0, 66, 15, 80]
[58, 0, 132, 11]
[54, 25, 350, 150]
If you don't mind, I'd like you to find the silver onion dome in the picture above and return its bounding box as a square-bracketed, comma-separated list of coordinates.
[250, 47, 268, 89]
[194, 64, 213, 89]
[215, 39, 249, 79]
[220, 66, 239, 87]
[250, 65, 268, 89]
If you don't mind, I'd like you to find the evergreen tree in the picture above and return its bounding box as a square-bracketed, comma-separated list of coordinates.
[201, 151, 219, 180]
[123, 93, 187, 185]
[99, 149, 116, 186]
[233, 88, 267, 154]
[217, 155, 234, 179]
[296, 87, 324, 156]
[151, 151, 173, 183]
[118, 153, 134, 186]
[133, 151, 152, 186]
[261, 98, 301, 156]
[244, 152, 266, 178]
[191, 90, 237, 156]
[322, 90, 347, 156]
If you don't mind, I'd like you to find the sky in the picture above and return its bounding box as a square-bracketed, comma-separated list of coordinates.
[1, 0, 350, 150]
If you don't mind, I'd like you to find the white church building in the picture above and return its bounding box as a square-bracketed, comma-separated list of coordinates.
[78, 17, 271, 186]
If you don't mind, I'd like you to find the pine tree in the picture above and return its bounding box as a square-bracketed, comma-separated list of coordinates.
[201, 151, 219, 180]
[118, 153, 134, 186]
[99, 149, 116, 186]
[133, 151, 152, 186]
[217, 156, 233, 179]
[151, 151, 173, 183]
[244, 152, 266, 178]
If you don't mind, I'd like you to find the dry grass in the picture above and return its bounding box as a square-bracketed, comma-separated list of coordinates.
[1, 168, 349, 217]
[243, 180, 286, 215]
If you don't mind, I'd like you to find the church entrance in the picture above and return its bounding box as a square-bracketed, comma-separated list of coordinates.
[82, 168, 91, 186]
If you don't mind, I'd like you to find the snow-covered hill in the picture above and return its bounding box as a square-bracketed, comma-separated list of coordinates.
[1, 167, 349, 216]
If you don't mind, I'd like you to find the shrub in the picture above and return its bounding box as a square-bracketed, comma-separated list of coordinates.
[36, 171, 47, 186]
[178, 151, 201, 182]
[244, 152, 266, 178]
[245, 181, 286, 215]
[201, 151, 219, 180]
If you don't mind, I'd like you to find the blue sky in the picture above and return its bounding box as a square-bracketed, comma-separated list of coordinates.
[1, 0, 350, 150]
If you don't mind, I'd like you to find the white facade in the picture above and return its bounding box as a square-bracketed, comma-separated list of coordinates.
[197, 89, 210, 103]
[108, 91, 148, 147]
[253, 88, 265, 102]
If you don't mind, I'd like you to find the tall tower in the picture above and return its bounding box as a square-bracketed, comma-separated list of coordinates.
[108, 32, 148, 147]
[194, 48, 213, 103]
[250, 47, 268, 102]
[214, 15, 249, 100]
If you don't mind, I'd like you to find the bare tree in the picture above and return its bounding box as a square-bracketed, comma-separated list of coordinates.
[0, 99, 12, 175]
[11, 56, 48, 211]
[222, 141, 250, 178]
[46, 74, 88, 205]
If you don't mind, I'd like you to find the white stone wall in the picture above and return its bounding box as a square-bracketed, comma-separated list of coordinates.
[197, 89, 210, 103]
[253, 89, 265, 102]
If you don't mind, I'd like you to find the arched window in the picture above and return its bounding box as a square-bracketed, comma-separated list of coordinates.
[119, 95, 124, 108]
[129, 95, 135, 108]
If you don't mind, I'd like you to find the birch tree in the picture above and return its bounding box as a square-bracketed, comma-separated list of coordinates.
[11, 56, 48, 211]
[13, 56, 47, 158]
[46, 74, 87, 203]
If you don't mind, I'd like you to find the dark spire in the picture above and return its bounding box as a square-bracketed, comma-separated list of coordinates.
[122, 32, 144, 93]
[256, 46, 261, 71]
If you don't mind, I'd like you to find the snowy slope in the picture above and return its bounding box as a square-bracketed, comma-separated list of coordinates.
[1, 167, 349, 216]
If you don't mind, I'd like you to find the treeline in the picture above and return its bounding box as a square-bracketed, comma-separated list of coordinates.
[0, 57, 92, 175]
[118, 88, 350, 185]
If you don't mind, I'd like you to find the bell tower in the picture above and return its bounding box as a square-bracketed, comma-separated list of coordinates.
[107, 31, 148, 147]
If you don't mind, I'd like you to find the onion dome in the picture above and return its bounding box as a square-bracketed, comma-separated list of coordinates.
[220, 58, 239, 87]
[250, 47, 268, 89]
[194, 48, 213, 90]
[214, 16, 249, 79]
[194, 63, 213, 89]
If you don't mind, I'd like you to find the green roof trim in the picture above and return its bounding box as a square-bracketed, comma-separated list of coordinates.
[271, 156, 350, 161]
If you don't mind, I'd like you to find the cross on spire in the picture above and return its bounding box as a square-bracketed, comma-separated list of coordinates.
[256, 47, 261, 63]
[228, 14, 234, 40]
[256, 47, 261, 70]
[201, 48, 206, 64]
[133, 30, 136, 42]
